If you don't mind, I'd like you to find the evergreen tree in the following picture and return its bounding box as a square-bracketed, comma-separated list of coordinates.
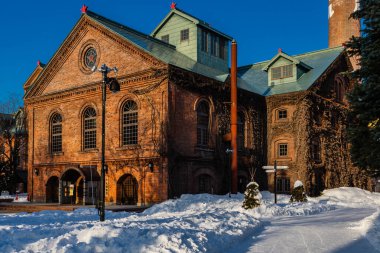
[290, 180, 307, 203]
[242, 181, 261, 209]
[345, 0, 380, 177]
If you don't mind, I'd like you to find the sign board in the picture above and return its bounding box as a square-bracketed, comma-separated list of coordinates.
[265, 170, 275, 173]
[262, 165, 289, 170]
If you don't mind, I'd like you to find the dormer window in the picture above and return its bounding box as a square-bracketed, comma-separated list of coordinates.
[271, 64, 293, 80]
[180, 29, 189, 42]
[161, 34, 169, 44]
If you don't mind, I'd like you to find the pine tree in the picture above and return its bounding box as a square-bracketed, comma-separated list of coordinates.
[242, 181, 261, 209]
[345, 0, 380, 177]
[290, 180, 307, 203]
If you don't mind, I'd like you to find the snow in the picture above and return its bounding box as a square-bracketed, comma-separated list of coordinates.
[293, 180, 303, 188]
[0, 188, 379, 253]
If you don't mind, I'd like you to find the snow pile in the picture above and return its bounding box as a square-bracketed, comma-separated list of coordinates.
[0, 187, 379, 253]
[293, 180, 303, 188]
[318, 187, 380, 208]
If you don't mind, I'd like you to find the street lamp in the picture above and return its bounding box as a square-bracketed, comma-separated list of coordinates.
[93, 64, 120, 222]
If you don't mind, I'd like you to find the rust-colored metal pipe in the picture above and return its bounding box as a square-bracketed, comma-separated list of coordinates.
[230, 40, 238, 194]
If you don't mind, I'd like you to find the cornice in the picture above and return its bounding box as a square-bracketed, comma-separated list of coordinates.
[25, 68, 168, 106]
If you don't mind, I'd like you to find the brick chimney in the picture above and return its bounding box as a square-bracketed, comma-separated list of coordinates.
[328, 0, 360, 48]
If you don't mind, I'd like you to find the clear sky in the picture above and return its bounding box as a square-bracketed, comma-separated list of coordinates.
[0, 0, 327, 104]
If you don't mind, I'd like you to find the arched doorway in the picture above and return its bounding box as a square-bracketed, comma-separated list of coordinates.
[117, 174, 138, 205]
[61, 169, 84, 204]
[198, 174, 213, 194]
[46, 176, 59, 203]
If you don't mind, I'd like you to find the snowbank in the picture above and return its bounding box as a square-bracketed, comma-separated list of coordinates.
[0, 187, 378, 252]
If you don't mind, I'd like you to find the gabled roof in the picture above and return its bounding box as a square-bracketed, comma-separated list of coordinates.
[151, 8, 233, 41]
[262, 51, 312, 71]
[237, 46, 345, 96]
[24, 10, 230, 98]
[85, 11, 229, 82]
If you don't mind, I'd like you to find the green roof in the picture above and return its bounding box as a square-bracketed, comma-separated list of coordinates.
[237, 47, 345, 96]
[86, 11, 229, 82]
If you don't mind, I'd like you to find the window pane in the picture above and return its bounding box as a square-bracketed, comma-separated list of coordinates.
[279, 144, 288, 157]
[122, 101, 138, 146]
[271, 67, 281, 80]
[83, 108, 97, 150]
[278, 110, 287, 119]
[161, 35, 169, 44]
[51, 113, 62, 153]
[197, 102, 209, 147]
[180, 29, 189, 42]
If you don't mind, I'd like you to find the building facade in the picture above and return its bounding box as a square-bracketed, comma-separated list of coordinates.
[24, 1, 371, 205]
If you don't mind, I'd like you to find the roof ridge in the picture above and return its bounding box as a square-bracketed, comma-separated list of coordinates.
[238, 46, 344, 70]
[86, 11, 176, 49]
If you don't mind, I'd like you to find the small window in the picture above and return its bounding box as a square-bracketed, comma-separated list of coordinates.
[161, 35, 169, 44]
[276, 177, 290, 193]
[180, 29, 189, 42]
[278, 143, 288, 157]
[201, 30, 208, 52]
[278, 110, 287, 120]
[271, 64, 293, 80]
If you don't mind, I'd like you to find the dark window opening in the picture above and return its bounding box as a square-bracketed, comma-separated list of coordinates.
[180, 29, 189, 42]
[161, 34, 169, 44]
[196, 101, 210, 147]
[276, 177, 290, 193]
[278, 109, 287, 120]
[198, 174, 212, 193]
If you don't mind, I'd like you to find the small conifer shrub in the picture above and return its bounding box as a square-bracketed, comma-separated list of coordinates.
[242, 181, 261, 209]
[290, 180, 307, 203]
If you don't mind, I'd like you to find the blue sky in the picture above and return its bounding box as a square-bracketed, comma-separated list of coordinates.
[0, 0, 327, 104]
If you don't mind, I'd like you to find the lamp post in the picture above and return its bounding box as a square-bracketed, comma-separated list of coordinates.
[94, 64, 120, 222]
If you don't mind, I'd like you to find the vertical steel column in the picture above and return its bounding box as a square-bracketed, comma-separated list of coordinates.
[231, 40, 238, 194]
[99, 71, 107, 222]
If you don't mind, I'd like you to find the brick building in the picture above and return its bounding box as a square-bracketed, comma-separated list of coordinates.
[24, 1, 370, 205]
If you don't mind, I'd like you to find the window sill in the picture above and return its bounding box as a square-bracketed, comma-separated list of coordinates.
[116, 145, 140, 151]
[276, 157, 292, 162]
[80, 149, 99, 153]
[49, 152, 64, 156]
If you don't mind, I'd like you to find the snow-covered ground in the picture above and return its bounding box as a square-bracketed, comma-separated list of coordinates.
[0, 187, 379, 253]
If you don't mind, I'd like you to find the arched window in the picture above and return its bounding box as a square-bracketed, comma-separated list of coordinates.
[83, 107, 97, 150]
[50, 113, 62, 153]
[237, 113, 245, 150]
[122, 100, 138, 146]
[335, 76, 346, 102]
[196, 101, 210, 147]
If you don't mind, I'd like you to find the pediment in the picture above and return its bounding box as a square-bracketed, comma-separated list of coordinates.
[25, 15, 165, 99]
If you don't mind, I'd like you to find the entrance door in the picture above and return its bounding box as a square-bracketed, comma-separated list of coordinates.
[46, 176, 59, 203]
[60, 169, 84, 204]
[117, 174, 138, 205]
